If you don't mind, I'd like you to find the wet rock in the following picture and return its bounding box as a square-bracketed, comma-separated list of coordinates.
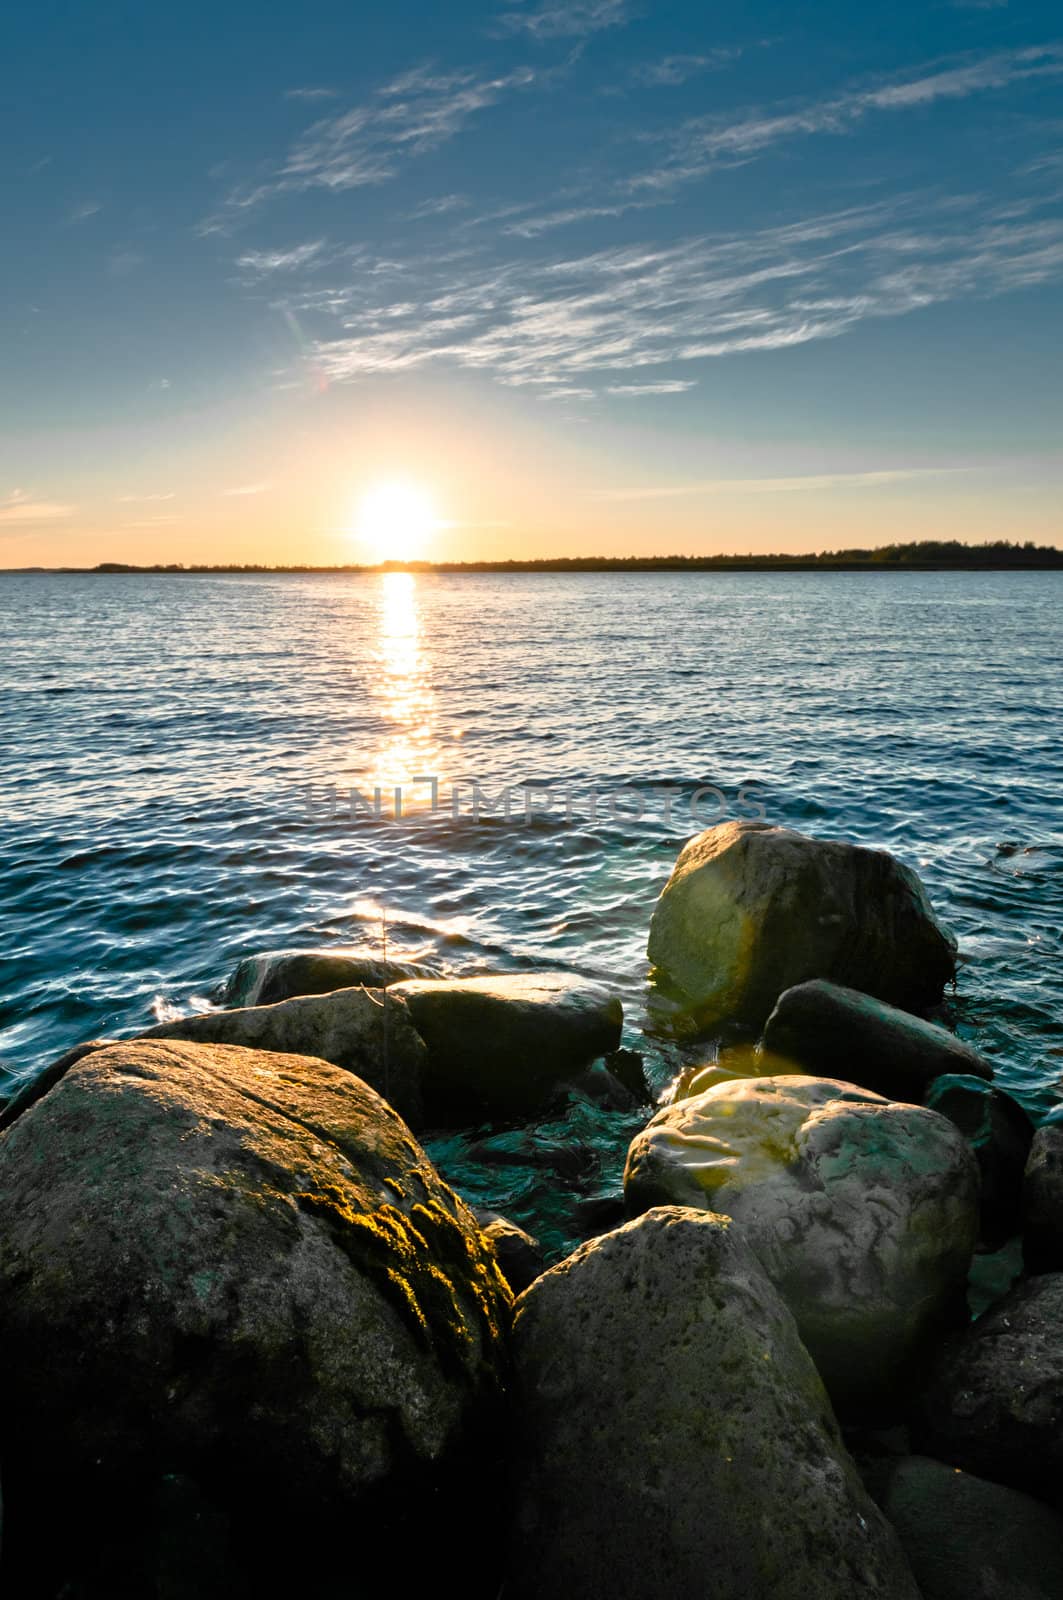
[762, 979, 993, 1101]
[647, 821, 956, 1026]
[673, 1042, 802, 1100]
[388, 972, 623, 1122]
[223, 947, 433, 1008]
[602, 1047, 653, 1104]
[925, 1074, 1034, 1247]
[475, 1210, 544, 1295]
[918, 1272, 1063, 1502]
[0, 1039, 511, 1596]
[144, 985, 428, 1126]
[860, 1453, 1063, 1600]
[506, 1207, 919, 1600]
[625, 1075, 978, 1411]
[1023, 1122, 1063, 1273]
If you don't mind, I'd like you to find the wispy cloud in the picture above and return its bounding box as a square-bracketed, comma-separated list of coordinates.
[635, 52, 740, 86]
[68, 201, 101, 224]
[0, 490, 75, 523]
[294, 187, 1063, 393]
[593, 468, 971, 501]
[224, 482, 272, 496]
[237, 241, 326, 276]
[493, 0, 633, 40]
[116, 492, 175, 503]
[284, 86, 338, 101]
[631, 45, 1063, 190]
[407, 193, 472, 218]
[605, 379, 697, 395]
[213, 65, 536, 223]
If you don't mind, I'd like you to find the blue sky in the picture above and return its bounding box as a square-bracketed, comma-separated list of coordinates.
[2, 0, 1062, 561]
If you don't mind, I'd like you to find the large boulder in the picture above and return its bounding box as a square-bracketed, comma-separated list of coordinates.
[647, 821, 957, 1025]
[625, 1075, 978, 1410]
[0, 1039, 511, 1595]
[223, 947, 434, 1008]
[506, 1207, 919, 1600]
[918, 1273, 1063, 1502]
[925, 1074, 1034, 1248]
[762, 979, 993, 1101]
[388, 973, 623, 1122]
[144, 984, 428, 1126]
[1023, 1122, 1063, 1272]
[860, 1453, 1063, 1600]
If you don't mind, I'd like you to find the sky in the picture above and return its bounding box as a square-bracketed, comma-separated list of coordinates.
[2, 0, 1062, 564]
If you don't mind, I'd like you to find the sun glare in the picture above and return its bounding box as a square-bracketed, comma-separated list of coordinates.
[357, 482, 436, 563]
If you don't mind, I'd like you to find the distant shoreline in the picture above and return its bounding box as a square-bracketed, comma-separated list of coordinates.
[5, 544, 1063, 577]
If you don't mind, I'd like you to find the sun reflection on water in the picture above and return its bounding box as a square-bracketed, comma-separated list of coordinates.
[368, 571, 439, 802]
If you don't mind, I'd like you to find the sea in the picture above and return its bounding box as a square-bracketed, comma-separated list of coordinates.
[2, 568, 1061, 1256]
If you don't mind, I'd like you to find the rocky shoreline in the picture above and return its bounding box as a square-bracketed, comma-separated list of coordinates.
[1, 819, 1061, 1597]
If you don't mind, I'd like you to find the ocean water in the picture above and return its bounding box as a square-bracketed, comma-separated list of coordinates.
[2, 569, 1061, 1256]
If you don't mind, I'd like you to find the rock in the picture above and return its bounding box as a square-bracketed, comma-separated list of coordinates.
[506, 1207, 919, 1600]
[647, 821, 956, 1026]
[860, 1453, 1063, 1600]
[223, 947, 433, 1008]
[0, 1039, 511, 1596]
[762, 979, 993, 1101]
[925, 1074, 1034, 1247]
[388, 973, 623, 1122]
[475, 1210, 544, 1295]
[1023, 1122, 1063, 1272]
[674, 1042, 802, 1100]
[918, 1273, 1063, 1502]
[143, 985, 428, 1126]
[625, 1075, 979, 1410]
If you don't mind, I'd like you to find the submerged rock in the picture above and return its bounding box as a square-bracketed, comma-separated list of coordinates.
[0, 1039, 511, 1595]
[625, 1075, 978, 1410]
[506, 1207, 919, 1600]
[925, 1073, 1034, 1247]
[918, 1272, 1063, 1502]
[860, 1453, 1063, 1600]
[762, 979, 993, 1101]
[223, 947, 433, 1008]
[143, 985, 428, 1126]
[388, 972, 623, 1122]
[1023, 1122, 1063, 1272]
[647, 821, 956, 1025]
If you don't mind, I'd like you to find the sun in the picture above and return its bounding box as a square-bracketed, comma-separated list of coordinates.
[357, 482, 436, 563]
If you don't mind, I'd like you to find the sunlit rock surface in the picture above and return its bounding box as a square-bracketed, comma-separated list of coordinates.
[144, 984, 428, 1126]
[625, 1075, 978, 1408]
[763, 978, 992, 1101]
[388, 972, 623, 1121]
[0, 1039, 511, 1595]
[223, 947, 434, 1008]
[918, 1272, 1063, 1502]
[647, 821, 957, 1025]
[859, 1453, 1063, 1600]
[506, 1207, 919, 1600]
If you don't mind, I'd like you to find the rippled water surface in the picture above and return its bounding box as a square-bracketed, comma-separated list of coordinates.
[2, 570, 1061, 1254]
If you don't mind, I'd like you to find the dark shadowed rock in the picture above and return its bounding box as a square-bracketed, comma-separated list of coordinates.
[223, 947, 434, 1008]
[860, 1453, 1063, 1600]
[918, 1273, 1063, 1503]
[506, 1207, 919, 1600]
[647, 821, 956, 1026]
[143, 985, 428, 1125]
[475, 1210, 544, 1295]
[388, 972, 623, 1121]
[925, 1073, 1034, 1247]
[762, 979, 993, 1101]
[1023, 1122, 1063, 1273]
[0, 1039, 511, 1596]
[625, 1075, 978, 1411]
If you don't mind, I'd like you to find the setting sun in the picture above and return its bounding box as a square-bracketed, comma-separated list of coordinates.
[357, 482, 436, 563]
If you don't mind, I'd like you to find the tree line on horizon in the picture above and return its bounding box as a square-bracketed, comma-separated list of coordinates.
[62, 538, 1063, 574]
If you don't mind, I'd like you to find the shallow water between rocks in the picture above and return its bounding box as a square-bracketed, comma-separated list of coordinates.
[2, 569, 1060, 1259]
